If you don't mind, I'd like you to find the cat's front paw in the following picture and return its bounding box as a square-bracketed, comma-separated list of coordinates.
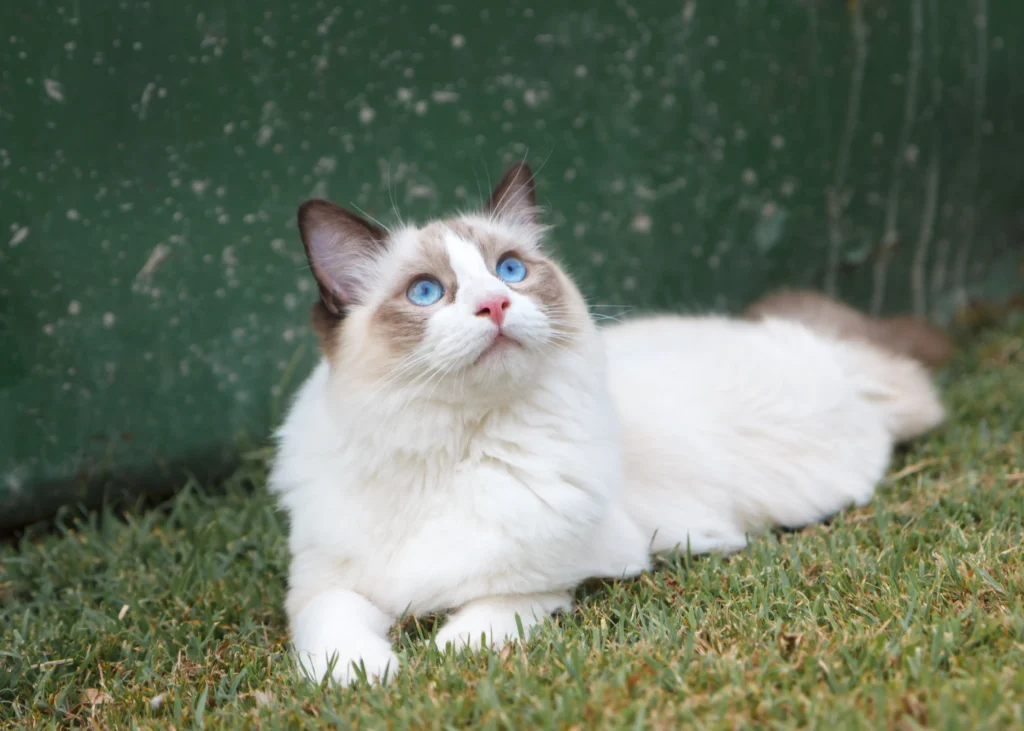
[434, 618, 508, 652]
[434, 598, 559, 653]
[296, 644, 400, 686]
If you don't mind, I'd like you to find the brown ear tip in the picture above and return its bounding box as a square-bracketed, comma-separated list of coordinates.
[510, 163, 535, 185]
[297, 198, 333, 220]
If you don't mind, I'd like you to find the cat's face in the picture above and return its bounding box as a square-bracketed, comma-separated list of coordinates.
[298, 164, 591, 396]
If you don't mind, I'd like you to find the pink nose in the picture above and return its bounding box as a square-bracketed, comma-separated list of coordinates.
[476, 296, 510, 327]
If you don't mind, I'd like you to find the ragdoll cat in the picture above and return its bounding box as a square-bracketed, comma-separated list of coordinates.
[270, 163, 946, 685]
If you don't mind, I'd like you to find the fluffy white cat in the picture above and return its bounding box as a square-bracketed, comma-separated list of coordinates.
[269, 163, 946, 685]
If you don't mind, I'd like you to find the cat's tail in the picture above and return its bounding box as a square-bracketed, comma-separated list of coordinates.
[743, 288, 955, 371]
[838, 340, 946, 443]
[744, 288, 949, 442]
[864, 315, 956, 372]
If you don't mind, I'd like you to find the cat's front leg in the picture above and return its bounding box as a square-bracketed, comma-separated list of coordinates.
[290, 587, 399, 686]
[434, 592, 573, 652]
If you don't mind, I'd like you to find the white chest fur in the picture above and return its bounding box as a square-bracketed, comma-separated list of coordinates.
[271, 350, 649, 621]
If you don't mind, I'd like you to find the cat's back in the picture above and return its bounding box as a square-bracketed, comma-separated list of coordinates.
[601, 313, 894, 546]
[601, 314, 852, 420]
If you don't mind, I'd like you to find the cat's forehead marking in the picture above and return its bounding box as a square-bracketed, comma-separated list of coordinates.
[443, 231, 491, 282]
[442, 218, 519, 262]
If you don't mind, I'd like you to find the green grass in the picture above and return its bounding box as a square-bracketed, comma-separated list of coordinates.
[3, 317, 1024, 730]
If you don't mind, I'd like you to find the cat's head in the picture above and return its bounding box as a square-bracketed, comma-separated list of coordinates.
[297, 163, 593, 397]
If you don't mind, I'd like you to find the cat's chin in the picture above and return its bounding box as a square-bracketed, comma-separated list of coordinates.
[472, 333, 519, 365]
[460, 334, 546, 390]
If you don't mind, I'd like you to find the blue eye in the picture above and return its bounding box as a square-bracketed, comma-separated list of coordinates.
[496, 256, 527, 283]
[406, 277, 444, 306]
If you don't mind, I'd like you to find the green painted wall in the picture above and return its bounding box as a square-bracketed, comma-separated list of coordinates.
[2, 0, 1021, 528]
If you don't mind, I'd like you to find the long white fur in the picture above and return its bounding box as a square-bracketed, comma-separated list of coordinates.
[271, 215, 945, 686]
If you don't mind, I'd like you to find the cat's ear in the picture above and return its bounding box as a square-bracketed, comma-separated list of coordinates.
[486, 162, 538, 224]
[298, 200, 388, 316]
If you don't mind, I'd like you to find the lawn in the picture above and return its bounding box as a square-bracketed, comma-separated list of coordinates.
[2, 316, 1023, 730]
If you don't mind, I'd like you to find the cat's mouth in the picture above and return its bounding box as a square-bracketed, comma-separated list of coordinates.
[474, 332, 520, 364]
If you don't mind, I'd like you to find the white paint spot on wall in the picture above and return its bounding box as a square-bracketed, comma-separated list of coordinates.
[68, 300, 81, 315]
[9, 226, 28, 247]
[407, 184, 435, 199]
[359, 106, 376, 124]
[742, 169, 757, 185]
[138, 82, 155, 120]
[754, 203, 788, 253]
[451, 34, 466, 48]
[431, 90, 459, 103]
[633, 183, 656, 200]
[310, 180, 328, 199]
[257, 124, 274, 147]
[44, 79, 65, 102]
[134, 242, 171, 291]
[103, 312, 116, 327]
[66, 209, 80, 220]
[3, 467, 27, 495]
[630, 213, 653, 233]
[314, 156, 336, 175]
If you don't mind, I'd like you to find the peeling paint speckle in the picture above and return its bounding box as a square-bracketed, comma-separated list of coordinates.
[9, 226, 29, 247]
[43, 78, 64, 101]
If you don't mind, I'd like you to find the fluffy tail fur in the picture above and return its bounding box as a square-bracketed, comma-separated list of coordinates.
[743, 289, 950, 442]
[743, 288, 955, 371]
[837, 339, 946, 442]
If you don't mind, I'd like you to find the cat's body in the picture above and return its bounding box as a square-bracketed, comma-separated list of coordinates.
[270, 164, 947, 685]
[606, 314, 937, 555]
